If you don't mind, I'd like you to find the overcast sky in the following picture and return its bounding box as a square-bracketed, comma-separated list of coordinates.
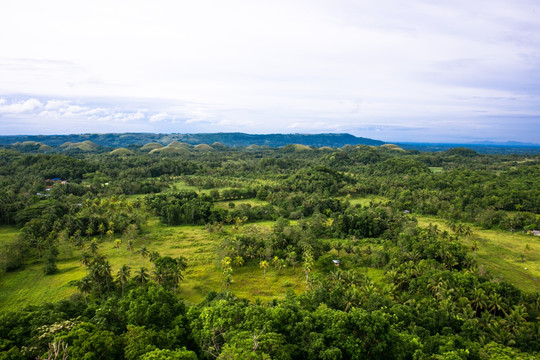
[1, 0, 539, 143]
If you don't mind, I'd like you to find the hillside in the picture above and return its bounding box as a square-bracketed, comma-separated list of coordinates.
[0, 144, 539, 359]
[0, 132, 384, 148]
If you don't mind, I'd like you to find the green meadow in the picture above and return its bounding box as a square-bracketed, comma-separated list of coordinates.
[415, 215, 540, 292]
[0, 219, 308, 311]
[1, 195, 539, 312]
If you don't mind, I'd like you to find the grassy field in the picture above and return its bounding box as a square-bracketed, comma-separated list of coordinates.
[0, 226, 20, 244]
[0, 219, 309, 311]
[347, 195, 388, 207]
[415, 215, 540, 292]
[214, 198, 270, 210]
[2, 195, 539, 311]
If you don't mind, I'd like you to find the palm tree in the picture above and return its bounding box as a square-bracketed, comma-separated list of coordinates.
[343, 287, 360, 312]
[172, 258, 187, 293]
[505, 305, 527, 335]
[116, 264, 131, 297]
[96, 260, 114, 293]
[137, 245, 149, 265]
[471, 239, 479, 253]
[286, 250, 297, 268]
[134, 267, 149, 287]
[176, 256, 188, 272]
[127, 240, 134, 265]
[462, 225, 473, 241]
[153, 266, 166, 287]
[77, 276, 92, 304]
[80, 252, 92, 275]
[260, 260, 269, 279]
[332, 241, 343, 256]
[75, 236, 85, 250]
[276, 258, 286, 275]
[303, 250, 314, 289]
[85, 226, 94, 238]
[98, 223, 105, 240]
[113, 239, 122, 254]
[149, 251, 161, 269]
[89, 239, 99, 255]
[489, 292, 507, 315]
[221, 257, 233, 291]
[233, 255, 244, 268]
[150, 251, 160, 262]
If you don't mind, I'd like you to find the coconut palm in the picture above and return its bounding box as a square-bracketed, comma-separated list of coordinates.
[286, 250, 297, 268]
[134, 267, 150, 287]
[137, 245, 149, 265]
[80, 252, 92, 275]
[149, 251, 161, 270]
[98, 223, 105, 240]
[233, 255, 244, 268]
[126, 240, 134, 265]
[77, 276, 92, 304]
[113, 239, 122, 254]
[116, 264, 131, 297]
[89, 239, 99, 255]
[489, 292, 507, 315]
[153, 266, 166, 287]
[332, 241, 343, 256]
[303, 250, 314, 289]
[260, 260, 269, 279]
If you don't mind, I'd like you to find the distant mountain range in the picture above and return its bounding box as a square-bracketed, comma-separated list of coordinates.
[1, 133, 539, 154]
[398, 142, 540, 155]
[0, 132, 384, 148]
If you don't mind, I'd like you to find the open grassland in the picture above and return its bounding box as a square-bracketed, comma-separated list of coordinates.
[0, 226, 19, 244]
[214, 198, 270, 210]
[2, 194, 539, 311]
[0, 219, 308, 310]
[0, 217, 380, 310]
[347, 195, 389, 207]
[415, 215, 540, 292]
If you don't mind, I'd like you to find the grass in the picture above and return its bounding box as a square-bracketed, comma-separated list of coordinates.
[214, 198, 270, 210]
[429, 167, 443, 173]
[0, 226, 20, 244]
[415, 215, 540, 293]
[347, 195, 388, 207]
[0, 219, 306, 310]
[2, 192, 537, 311]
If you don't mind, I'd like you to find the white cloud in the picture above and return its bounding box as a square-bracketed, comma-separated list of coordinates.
[0, 1, 539, 142]
[114, 112, 145, 122]
[0, 98, 42, 114]
[149, 112, 170, 122]
[45, 100, 70, 110]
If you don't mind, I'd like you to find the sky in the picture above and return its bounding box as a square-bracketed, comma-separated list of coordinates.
[1, 0, 539, 143]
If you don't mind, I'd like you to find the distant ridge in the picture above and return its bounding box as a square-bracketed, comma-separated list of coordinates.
[398, 142, 540, 155]
[0, 132, 384, 148]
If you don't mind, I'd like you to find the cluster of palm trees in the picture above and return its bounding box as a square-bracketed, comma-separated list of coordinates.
[78, 240, 188, 301]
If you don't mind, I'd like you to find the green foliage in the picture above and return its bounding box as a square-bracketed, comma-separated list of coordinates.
[64, 322, 122, 360]
[1, 140, 539, 359]
[140, 348, 198, 360]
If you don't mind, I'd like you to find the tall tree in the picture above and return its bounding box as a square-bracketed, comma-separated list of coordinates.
[116, 264, 131, 297]
[260, 260, 269, 279]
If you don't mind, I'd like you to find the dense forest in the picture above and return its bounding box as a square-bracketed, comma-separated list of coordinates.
[0, 140, 539, 359]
